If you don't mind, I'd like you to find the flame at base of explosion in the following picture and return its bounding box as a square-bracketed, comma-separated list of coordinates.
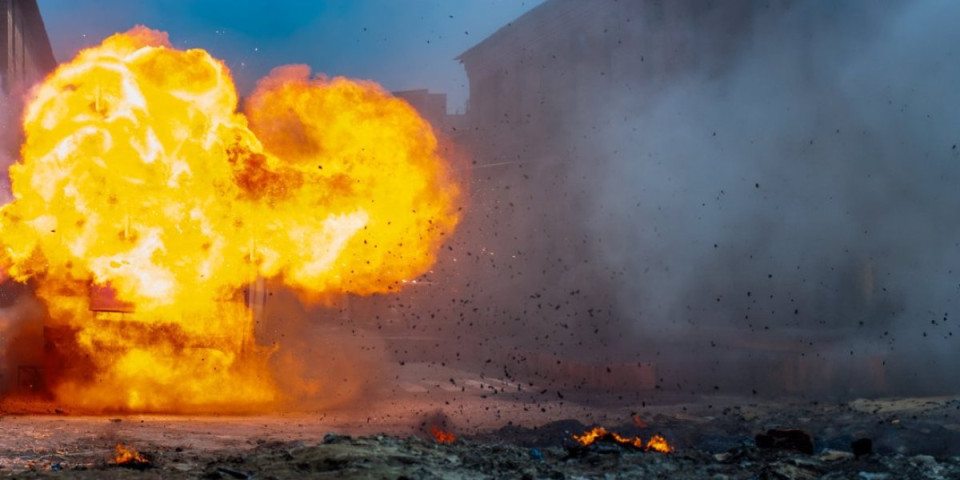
[0, 26, 461, 413]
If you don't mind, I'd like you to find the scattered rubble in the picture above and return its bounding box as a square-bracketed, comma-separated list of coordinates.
[4, 434, 960, 479]
[0, 396, 956, 478]
[756, 428, 815, 454]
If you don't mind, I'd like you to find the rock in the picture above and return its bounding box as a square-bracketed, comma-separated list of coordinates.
[756, 429, 815, 455]
[857, 472, 890, 480]
[322, 433, 349, 444]
[771, 462, 819, 479]
[852, 438, 873, 458]
[818, 449, 854, 462]
[713, 452, 731, 462]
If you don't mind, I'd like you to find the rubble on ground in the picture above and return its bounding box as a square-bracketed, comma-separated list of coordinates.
[2, 428, 959, 479]
[0, 395, 958, 478]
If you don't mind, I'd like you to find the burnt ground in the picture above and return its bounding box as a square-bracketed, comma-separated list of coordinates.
[0, 363, 958, 479]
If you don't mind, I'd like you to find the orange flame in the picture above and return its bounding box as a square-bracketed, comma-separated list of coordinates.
[114, 443, 149, 466]
[645, 434, 675, 453]
[430, 425, 456, 444]
[0, 27, 461, 412]
[572, 426, 610, 445]
[573, 427, 674, 453]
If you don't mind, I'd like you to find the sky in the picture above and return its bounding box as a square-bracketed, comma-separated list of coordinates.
[37, 0, 544, 113]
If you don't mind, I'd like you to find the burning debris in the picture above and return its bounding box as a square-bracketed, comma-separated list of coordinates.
[572, 426, 674, 453]
[113, 443, 151, 469]
[430, 425, 457, 444]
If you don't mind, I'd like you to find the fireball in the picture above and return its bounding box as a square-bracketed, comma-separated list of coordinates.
[0, 26, 460, 412]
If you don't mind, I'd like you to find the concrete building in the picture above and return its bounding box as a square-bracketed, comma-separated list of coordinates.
[446, 0, 893, 395]
[392, 88, 466, 140]
[1, 0, 56, 160]
[393, 89, 449, 128]
[457, 0, 799, 159]
[1, 0, 55, 95]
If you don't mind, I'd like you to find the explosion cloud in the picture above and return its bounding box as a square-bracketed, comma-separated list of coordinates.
[0, 26, 461, 412]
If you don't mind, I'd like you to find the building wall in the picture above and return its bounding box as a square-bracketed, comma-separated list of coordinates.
[458, 0, 799, 160]
[1, 0, 56, 94]
[0, 0, 56, 160]
[438, 0, 813, 357]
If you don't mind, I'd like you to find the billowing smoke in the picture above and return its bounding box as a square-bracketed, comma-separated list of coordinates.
[415, 0, 960, 401]
[561, 0, 960, 396]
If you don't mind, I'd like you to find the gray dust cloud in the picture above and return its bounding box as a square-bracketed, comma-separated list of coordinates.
[410, 0, 960, 400]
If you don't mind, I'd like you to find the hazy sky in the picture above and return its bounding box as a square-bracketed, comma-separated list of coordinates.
[38, 0, 543, 112]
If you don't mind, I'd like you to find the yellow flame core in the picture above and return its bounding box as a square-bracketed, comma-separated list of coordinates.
[0, 27, 460, 412]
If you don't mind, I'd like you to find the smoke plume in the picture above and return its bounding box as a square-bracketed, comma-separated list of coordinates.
[567, 0, 960, 396]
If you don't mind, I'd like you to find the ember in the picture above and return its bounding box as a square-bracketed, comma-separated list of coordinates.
[430, 425, 456, 444]
[114, 443, 151, 469]
[572, 427, 674, 453]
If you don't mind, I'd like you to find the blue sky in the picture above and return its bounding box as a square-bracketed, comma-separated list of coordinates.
[38, 0, 543, 112]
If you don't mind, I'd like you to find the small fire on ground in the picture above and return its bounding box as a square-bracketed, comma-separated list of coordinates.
[431, 425, 456, 444]
[573, 427, 674, 453]
[114, 443, 151, 468]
